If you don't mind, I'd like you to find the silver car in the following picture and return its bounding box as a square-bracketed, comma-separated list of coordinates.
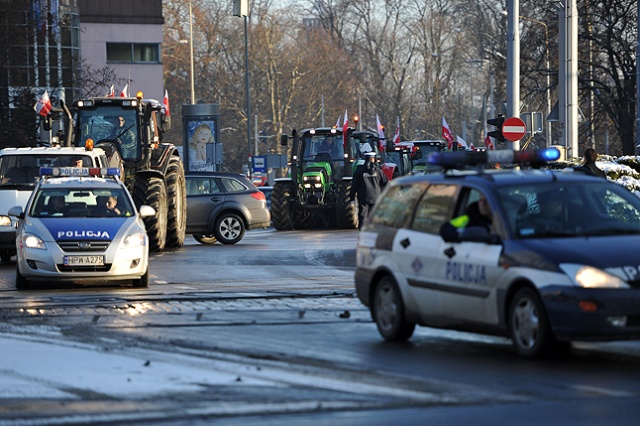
[9, 167, 154, 289]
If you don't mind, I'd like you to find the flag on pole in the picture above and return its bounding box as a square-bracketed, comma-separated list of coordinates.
[163, 90, 170, 116]
[484, 134, 495, 150]
[392, 116, 401, 145]
[120, 84, 129, 97]
[442, 116, 454, 150]
[376, 114, 386, 150]
[456, 135, 468, 150]
[342, 109, 349, 150]
[106, 84, 115, 97]
[33, 90, 52, 117]
[335, 114, 341, 128]
[469, 141, 476, 150]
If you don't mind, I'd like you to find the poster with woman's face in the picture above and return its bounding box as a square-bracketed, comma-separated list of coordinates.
[187, 120, 216, 172]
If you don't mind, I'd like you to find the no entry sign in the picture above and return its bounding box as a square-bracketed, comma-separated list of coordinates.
[502, 117, 526, 141]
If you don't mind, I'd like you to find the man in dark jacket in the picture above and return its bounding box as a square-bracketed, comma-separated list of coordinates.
[350, 152, 388, 229]
[575, 148, 606, 178]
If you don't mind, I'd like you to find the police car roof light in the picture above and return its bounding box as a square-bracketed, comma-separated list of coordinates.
[39, 167, 121, 178]
[428, 148, 560, 168]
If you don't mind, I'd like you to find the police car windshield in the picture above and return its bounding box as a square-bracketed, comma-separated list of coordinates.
[497, 181, 640, 239]
[30, 188, 134, 218]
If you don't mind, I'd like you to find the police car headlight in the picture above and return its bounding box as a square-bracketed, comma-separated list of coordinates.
[0, 215, 11, 227]
[123, 232, 146, 248]
[560, 264, 630, 289]
[22, 233, 46, 250]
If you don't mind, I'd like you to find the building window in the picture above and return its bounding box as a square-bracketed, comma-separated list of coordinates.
[106, 43, 160, 63]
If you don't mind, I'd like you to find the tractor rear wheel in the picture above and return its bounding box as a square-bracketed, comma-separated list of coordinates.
[271, 181, 296, 230]
[133, 176, 168, 251]
[336, 180, 358, 229]
[165, 157, 187, 248]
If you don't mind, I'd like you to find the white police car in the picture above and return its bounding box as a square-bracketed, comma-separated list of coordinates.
[355, 148, 640, 357]
[8, 167, 154, 289]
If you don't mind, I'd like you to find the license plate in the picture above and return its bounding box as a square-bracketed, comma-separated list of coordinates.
[63, 255, 104, 266]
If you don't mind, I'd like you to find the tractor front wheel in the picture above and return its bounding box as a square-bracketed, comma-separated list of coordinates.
[133, 176, 168, 251]
[271, 181, 296, 230]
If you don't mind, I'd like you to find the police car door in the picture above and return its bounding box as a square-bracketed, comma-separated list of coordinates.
[393, 183, 457, 319]
[435, 188, 504, 323]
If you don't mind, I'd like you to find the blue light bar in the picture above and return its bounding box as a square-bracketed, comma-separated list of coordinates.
[428, 148, 560, 167]
[39, 167, 121, 177]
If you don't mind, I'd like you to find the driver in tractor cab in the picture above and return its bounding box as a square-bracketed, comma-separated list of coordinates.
[110, 116, 137, 158]
[318, 136, 342, 160]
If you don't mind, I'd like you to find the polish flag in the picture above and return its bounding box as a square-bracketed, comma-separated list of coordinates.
[163, 90, 170, 116]
[392, 116, 401, 145]
[120, 84, 129, 97]
[484, 134, 495, 150]
[442, 116, 455, 150]
[469, 141, 476, 150]
[342, 109, 348, 150]
[34, 90, 52, 117]
[456, 135, 468, 150]
[106, 84, 115, 97]
[376, 114, 386, 150]
[335, 114, 341, 128]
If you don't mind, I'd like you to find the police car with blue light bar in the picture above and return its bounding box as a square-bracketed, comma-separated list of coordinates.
[8, 167, 155, 289]
[355, 148, 640, 357]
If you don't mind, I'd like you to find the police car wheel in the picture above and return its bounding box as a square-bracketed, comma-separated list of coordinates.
[509, 287, 553, 358]
[15, 264, 31, 290]
[372, 276, 415, 341]
[193, 234, 218, 244]
[213, 213, 245, 244]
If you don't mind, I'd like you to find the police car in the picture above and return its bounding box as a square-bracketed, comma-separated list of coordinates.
[355, 148, 640, 358]
[8, 167, 154, 289]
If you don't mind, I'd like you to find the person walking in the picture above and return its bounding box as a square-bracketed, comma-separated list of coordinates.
[350, 152, 388, 229]
[575, 148, 606, 178]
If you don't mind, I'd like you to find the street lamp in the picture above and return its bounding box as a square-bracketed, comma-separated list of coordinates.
[519, 15, 552, 146]
[189, 0, 195, 104]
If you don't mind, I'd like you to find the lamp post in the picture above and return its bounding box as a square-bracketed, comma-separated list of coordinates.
[189, 0, 195, 104]
[520, 15, 552, 146]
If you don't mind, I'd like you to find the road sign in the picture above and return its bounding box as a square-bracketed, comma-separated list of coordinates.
[502, 117, 526, 141]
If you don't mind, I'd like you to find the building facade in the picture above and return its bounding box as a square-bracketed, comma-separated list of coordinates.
[78, 0, 164, 100]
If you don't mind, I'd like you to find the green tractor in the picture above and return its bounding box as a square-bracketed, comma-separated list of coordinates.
[271, 127, 358, 230]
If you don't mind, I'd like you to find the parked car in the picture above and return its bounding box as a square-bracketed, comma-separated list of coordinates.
[186, 173, 271, 244]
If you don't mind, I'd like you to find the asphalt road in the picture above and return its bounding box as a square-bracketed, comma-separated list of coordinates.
[1, 229, 640, 425]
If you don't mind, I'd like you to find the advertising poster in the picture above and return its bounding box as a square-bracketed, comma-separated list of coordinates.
[187, 119, 216, 172]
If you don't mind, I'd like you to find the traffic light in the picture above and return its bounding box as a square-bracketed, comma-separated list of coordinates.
[487, 114, 505, 142]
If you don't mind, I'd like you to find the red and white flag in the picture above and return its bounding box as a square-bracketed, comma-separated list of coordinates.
[163, 90, 170, 116]
[442, 116, 454, 150]
[106, 84, 115, 97]
[484, 133, 495, 150]
[392, 116, 401, 145]
[120, 84, 129, 97]
[342, 109, 348, 150]
[335, 114, 341, 128]
[456, 135, 468, 150]
[376, 114, 386, 150]
[469, 141, 476, 150]
[33, 90, 52, 117]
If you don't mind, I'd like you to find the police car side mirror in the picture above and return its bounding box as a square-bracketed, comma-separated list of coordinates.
[7, 205, 24, 219]
[139, 205, 155, 218]
[459, 226, 500, 244]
